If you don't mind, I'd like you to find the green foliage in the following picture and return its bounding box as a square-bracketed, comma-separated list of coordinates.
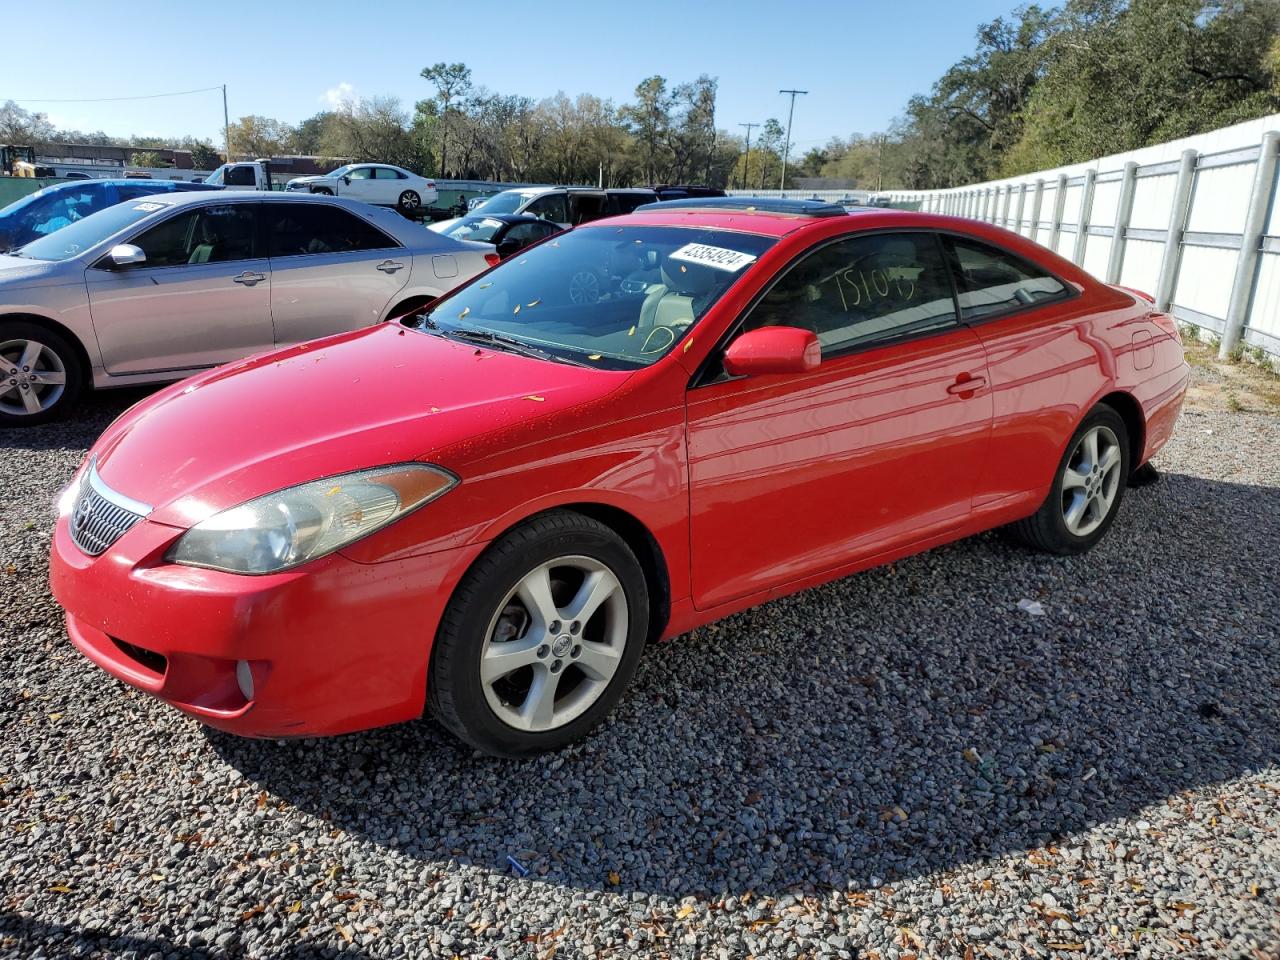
[128, 150, 168, 168]
[886, 0, 1280, 187]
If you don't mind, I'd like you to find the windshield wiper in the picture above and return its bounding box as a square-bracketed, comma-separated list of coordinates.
[444, 327, 591, 367]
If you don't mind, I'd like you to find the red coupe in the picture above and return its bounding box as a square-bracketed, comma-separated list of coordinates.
[49, 199, 1189, 756]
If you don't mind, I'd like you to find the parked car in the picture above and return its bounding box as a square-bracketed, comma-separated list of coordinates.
[652, 184, 727, 201]
[433, 186, 659, 233]
[437, 214, 563, 259]
[286, 164, 439, 213]
[0, 192, 496, 423]
[0, 179, 222, 254]
[48, 197, 1188, 756]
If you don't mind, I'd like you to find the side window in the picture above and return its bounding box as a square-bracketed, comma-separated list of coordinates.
[524, 194, 568, 223]
[568, 193, 608, 225]
[741, 232, 958, 355]
[373, 167, 403, 179]
[503, 222, 547, 246]
[129, 204, 257, 267]
[347, 167, 373, 180]
[944, 236, 1067, 320]
[264, 203, 399, 257]
[224, 165, 256, 187]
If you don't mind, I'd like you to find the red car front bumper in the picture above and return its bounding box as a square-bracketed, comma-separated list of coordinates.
[49, 513, 485, 737]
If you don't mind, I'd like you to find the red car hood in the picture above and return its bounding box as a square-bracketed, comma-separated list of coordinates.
[92, 324, 630, 528]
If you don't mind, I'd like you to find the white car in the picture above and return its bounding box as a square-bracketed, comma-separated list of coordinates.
[287, 164, 438, 213]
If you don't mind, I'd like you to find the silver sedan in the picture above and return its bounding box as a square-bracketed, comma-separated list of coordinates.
[0, 192, 495, 424]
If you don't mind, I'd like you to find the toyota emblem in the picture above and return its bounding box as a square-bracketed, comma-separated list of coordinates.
[72, 495, 94, 532]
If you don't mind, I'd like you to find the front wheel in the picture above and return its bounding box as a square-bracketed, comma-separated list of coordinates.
[1010, 404, 1129, 555]
[311, 186, 333, 196]
[427, 511, 649, 757]
[398, 190, 421, 212]
[0, 321, 83, 426]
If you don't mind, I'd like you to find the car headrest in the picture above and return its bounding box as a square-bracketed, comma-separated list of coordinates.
[660, 259, 717, 297]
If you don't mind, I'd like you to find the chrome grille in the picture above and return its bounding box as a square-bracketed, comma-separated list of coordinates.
[68, 460, 151, 557]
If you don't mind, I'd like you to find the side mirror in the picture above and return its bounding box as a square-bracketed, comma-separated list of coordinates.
[108, 244, 146, 268]
[341, 176, 351, 185]
[722, 326, 821, 377]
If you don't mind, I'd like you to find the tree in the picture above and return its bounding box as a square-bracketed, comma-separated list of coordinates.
[0, 101, 55, 145]
[622, 76, 673, 184]
[185, 140, 222, 169]
[229, 115, 294, 159]
[129, 150, 168, 168]
[420, 62, 472, 177]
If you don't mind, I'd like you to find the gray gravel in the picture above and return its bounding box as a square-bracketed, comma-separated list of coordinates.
[2, 381, 1278, 960]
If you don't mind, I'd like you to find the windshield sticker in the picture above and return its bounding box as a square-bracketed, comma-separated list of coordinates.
[669, 243, 757, 272]
[133, 202, 166, 212]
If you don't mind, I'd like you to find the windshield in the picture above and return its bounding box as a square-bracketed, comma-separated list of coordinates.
[444, 217, 506, 243]
[474, 190, 538, 216]
[16, 199, 171, 261]
[203, 165, 227, 185]
[413, 225, 775, 369]
[328, 165, 355, 179]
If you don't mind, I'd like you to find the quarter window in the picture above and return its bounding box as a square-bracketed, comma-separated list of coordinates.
[129, 204, 258, 266]
[944, 236, 1067, 320]
[264, 203, 398, 256]
[742, 232, 958, 354]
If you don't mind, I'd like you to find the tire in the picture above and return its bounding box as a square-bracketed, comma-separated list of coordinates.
[0, 320, 83, 426]
[1009, 404, 1130, 555]
[398, 190, 421, 212]
[427, 510, 649, 757]
[311, 187, 333, 196]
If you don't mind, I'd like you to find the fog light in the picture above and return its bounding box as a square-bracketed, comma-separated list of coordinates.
[236, 660, 255, 701]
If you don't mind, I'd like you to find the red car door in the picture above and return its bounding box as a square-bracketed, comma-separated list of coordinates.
[939, 234, 1099, 506]
[685, 231, 993, 610]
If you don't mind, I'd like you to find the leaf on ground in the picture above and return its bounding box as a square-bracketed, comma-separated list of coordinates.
[46, 884, 72, 894]
[334, 924, 353, 944]
[1047, 943, 1085, 951]
[675, 905, 694, 919]
[289, 901, 301, 913]
[607, 870, 620, 886]
[241, 904, 264, 921]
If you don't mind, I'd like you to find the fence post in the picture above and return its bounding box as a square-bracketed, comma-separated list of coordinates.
[1014, 183, 1028, 236]
[1220, 131, 1280, 358]
[1072, 169, 1097, 265]
[1106, 162, 1139, 284]
[1029, 179, 1045, 243]
[1154, 148, 1199, 314]
[1000, 186, 1012, 227]
[1049, 173, 1069, 251]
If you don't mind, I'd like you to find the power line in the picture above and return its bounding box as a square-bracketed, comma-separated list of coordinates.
[7, 86, 225, 105]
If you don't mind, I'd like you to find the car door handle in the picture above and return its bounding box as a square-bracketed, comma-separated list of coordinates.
[946, 374, 987, 395]
[232, 271, 266, 286]
[376, 260, 404, 274]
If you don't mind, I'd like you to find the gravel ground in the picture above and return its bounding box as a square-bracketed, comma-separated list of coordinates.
[1, 376, 1278, 960]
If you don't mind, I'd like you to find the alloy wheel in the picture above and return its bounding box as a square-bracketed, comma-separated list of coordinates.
[0, 338, 67, 417]
[1061, 424, 1123, 537]
[400, 191, 420, 210]
[480, 555, 628, 732]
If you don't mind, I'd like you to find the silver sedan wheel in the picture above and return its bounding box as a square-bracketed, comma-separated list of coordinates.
[480, 555, 628, 732]
[399, 190, 420, 210]
[0, 338, 67, 417]
[1061, 424, 1123, 537]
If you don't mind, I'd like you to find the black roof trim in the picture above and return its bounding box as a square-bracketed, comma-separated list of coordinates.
[634, 197, 849, 218]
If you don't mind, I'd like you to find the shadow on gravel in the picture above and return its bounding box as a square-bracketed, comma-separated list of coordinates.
[0, 911, 379, 959]
[199, 471, 1278, 899]
[0, 387, 153, 452]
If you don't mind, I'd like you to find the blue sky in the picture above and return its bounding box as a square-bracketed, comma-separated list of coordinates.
[7, 0, 1017, 150]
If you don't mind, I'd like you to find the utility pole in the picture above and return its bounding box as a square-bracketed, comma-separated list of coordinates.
[778, 88, 807, 191]
[222, 84, 231, 162]
[876, 135, 884, 193]
[738, 122, 758, 190]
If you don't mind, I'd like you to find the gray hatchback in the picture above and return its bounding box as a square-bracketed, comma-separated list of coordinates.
[0, 192, 494, 424]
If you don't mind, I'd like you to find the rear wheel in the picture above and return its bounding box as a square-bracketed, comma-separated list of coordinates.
[427, 511, 649, 757]
[398, 190, 421, 212]
[1010, 404, 1129, 555]
[0, 321, 83, 426]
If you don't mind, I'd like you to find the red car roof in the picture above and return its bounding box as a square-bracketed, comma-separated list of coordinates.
[587, 207, 939, 238]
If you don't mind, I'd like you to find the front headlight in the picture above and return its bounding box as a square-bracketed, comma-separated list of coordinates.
[168, 464, 457, 575]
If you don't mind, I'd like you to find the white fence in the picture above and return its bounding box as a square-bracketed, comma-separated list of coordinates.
[886, 116, 1280, 362]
